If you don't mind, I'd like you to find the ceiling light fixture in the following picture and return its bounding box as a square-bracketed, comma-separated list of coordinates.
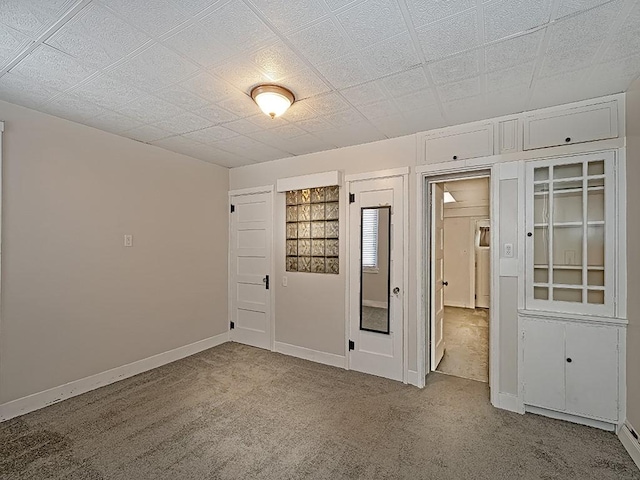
[250, 84, 295, 119]
[444, 191, 457, 203]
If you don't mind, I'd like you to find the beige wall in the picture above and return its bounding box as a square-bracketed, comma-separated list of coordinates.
[626, 81, 640, 429]
[0, 100, 229, 404]
[362, 208, 390, 305]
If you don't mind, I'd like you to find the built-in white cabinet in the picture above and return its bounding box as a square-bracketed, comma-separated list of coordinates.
[523, 100, 619, 151]
[521, 316, 620, 423]
[422, 123, 494, 164]
[525, 151, 616, 317]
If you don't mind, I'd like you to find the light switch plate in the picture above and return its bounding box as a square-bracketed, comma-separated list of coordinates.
[504, 243, 513, 258]
[124, 234, 133, 247]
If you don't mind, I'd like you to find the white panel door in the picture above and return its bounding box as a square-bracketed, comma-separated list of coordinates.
[565, 323, 618, 421]
[431, 184, 446, 369]
[522, 318, 566, 411]
[230, 191, 272, 350]
[349, 176, 404, 381]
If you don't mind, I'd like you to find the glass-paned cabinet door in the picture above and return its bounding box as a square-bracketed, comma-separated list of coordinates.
[525, 152, 615, 316]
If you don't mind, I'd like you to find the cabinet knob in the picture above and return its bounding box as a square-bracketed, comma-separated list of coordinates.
[565, 137, 571, 143]
[566, 358, 572, 363]
[527, 232, 533, 237]
[453, 155, 458, 160]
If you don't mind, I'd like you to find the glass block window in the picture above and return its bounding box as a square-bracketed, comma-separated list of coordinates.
[286, 186, 339, 274]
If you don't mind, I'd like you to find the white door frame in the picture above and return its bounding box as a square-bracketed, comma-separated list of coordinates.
[416, 164, 499, 405]
[344, 167, 410, 383]
[228, 185, 276, 351]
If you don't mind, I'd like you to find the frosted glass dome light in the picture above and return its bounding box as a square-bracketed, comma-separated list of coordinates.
[251, 85, 295, 119]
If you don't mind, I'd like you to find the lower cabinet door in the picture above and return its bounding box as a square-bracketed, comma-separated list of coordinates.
[523, 318, 566, 411]
[565, 324, 619, 422]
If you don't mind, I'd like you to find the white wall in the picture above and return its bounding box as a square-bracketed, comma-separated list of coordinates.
[625, 80, 640, 430]
[0, 100, 229, 404]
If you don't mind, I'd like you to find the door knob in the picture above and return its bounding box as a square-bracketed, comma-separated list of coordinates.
[443, 281, 449, 286]
[393, 287, 400, 295]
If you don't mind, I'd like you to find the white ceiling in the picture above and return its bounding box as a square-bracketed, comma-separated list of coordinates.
[1, 0, 639, 168]
[444, 177, 490, 210]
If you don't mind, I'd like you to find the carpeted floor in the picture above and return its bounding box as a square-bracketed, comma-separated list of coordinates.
[437, 306, 489, 382]
[1, 342, 638, 480]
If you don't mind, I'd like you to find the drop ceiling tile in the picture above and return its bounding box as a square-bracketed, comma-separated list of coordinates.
[108, 43, 199, 92]
[173, 0, 226, 17]
[275, 134, 335, 155]
[123, 125, 173, 143]
[250, 41, 309, 81]
[437, 76, 482, 103]
[485, 84, 529, 117]
[244, 130, 284, 148]
[212, 59, 271, 93]
[340, 80, 387, 107]
[442, 94, 487, 124]
[70, 74, 146, 109]
[315, 125, 384, 148]
[429, 50, 480, 85]
[153, 111, 213, 134]
[199, 0, 275, 52]
[529, 68, 589, 109]
[39, 93, 107, 122]
[538, 44, 601, 78]
[268, 124, 308, 139]
[83, 111, 144, 133]
[115, 95, 187, 123]
[163, 23, 234, 67]
[180, 72, 237, 104]
[316, 54, 373, 89]
[193, 104, 239, 124]
[217, 92, 258, 119]
[361, 32, 420, 78]
[0, 25, 31, 66]
[46, 3, 150, 69]
[11, 44, 96, 92]
[153, 134, 203, 151]
[357, 100, 401, 120]
[555, 0, 613, 19]
[211, 153, 255, 168]
[295, 117, 334, 133]
[486, 61, 535, 92]
[0, 71, 62, 108]
[368, 113, 414, 137]
[99, 0, 189, 37]
[246, 113, 288, 129]
[223, 118, 264, 135]
[322, 107, 367, 128]
[337, 0, 407, 49]
[0, 0, 72, 39]
[182, 125, 238, 144]
[484, 0, 552, 43]
[379, 67, 429, 97]
[604, 3, 640, 61]
[249, 0, 329, 33]
[590, 54, 640, 91]
[302, 92, 351, 116]
[402, 108, 447, 133]
[277, 102, 316, 123]
[485, 30, 545, 72]
[416, 10, 478, 61]
[153, 84, 211, 111]
[287, 19, 354, 65]
[323, 0, 361, 11]
[406, 0, 474, 28]
[281, 69, 331, 100]
[393, 88, 438, 113]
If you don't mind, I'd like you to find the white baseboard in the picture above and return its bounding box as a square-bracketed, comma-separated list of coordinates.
[362, 300, 388, 309]
[407, 370, 421, 387]
[274, 341, 346, 369]
[0, 332, 229, 422]
[493, 392, 525, 414]
[619, 422, 640, 469]
[525, 405, 616, 431]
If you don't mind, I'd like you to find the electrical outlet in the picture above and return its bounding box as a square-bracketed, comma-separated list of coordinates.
[504, 243, 513, 258]
[282, 276, 288, 287]
[124, 234, 133, 247]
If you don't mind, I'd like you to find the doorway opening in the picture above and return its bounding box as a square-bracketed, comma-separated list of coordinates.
[430, 175, 491, 383]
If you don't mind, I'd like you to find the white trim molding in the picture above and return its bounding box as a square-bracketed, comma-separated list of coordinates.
[228, 185, 274, 196]
[344, 167, 410, 182]
[619, 422, 640, 470]
[494, 393, 524, 414]
[362, 300, 388, 309]
[276, 170, 343, 192]
[274, 341, 347, 369]
[407, 370, 420, 387]
[0, 333, 229, 422]
[526, 405, 616, 432]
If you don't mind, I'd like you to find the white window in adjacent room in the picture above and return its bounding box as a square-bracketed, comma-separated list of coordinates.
[362, 209, 379, 270]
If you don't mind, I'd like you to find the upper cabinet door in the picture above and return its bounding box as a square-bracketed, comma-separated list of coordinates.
[523, 100, 619, 150]
[422, 123, 494, 164]
[525, 151, 616, 317]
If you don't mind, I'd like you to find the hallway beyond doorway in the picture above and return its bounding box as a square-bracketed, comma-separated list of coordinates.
[436, 306, 489, 382]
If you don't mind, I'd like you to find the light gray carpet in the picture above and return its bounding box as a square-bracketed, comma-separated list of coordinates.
[1, 342, 638, 480]
[361, 306, 388, 332]
[437, 306, 489, 382]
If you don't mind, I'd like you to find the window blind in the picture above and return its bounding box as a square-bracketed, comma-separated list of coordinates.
[362, 209, 379, 268]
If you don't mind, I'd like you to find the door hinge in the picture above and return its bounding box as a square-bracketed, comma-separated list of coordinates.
[230, 204, 235, 213]
[230, 321, 235, 330]
[349, 340, 355, 351]
[349, 193, 355, 203]
[264, 275, 270, 290]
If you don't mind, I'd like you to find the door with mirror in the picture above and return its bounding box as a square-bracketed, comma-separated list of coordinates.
[349, 176, 404, 381]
